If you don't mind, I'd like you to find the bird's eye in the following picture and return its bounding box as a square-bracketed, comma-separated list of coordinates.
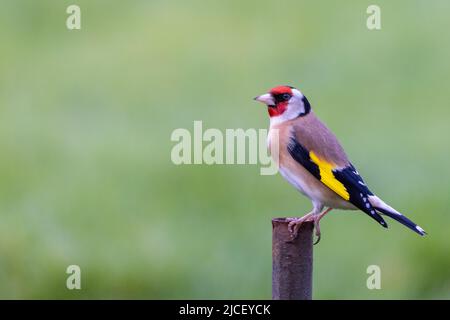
[282, 93, 291, 100]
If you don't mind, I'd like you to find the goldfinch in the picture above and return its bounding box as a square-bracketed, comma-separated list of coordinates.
[255, 85, 426, 243]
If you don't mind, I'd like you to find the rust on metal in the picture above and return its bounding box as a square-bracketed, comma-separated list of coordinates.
[272, 218, 313, 300]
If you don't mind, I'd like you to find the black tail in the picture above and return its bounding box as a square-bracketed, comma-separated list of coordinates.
[375, 207, 426, 236]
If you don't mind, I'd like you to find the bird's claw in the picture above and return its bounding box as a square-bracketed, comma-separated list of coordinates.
[286, 215, 323, 244]
[313, 233, 321, 245]
[287, 218, 302, 239]
[286, 215, 313, 241]
[313, 221, 321, 245]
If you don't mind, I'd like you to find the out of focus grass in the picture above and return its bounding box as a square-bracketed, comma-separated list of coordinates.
[0, 0, 449, 299]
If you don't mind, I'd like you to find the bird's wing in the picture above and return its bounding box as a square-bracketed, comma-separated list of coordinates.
[287, 120, 388, 228]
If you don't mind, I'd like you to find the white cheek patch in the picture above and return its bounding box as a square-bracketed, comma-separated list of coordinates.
[269, 90, 307, 127]
[269, 108, 295, 126]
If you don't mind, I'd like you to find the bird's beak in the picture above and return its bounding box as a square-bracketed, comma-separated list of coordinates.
[254, 93, 275, 107]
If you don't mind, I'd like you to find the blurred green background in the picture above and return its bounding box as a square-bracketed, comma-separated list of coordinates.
[0, 0, 449, 299]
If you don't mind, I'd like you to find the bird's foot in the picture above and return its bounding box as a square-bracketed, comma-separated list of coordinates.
[286, 208, 333, 245]
[312, 207, 333, 245]
[286, 213, 314, 240]
[312, 215, 322, 245]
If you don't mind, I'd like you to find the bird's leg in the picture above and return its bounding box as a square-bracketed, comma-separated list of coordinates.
[312, 207, 333, 245]
[286, 212, 315, 240]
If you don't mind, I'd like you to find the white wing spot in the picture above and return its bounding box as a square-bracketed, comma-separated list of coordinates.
[366, 203, 371, 208]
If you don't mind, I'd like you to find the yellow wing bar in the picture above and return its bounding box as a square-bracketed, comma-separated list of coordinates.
[309, 151, 350, 200]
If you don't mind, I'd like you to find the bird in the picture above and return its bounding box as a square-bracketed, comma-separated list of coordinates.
[254, 85, 426, 244]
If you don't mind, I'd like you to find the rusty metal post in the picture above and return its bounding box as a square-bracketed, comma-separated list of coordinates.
[272, 218, 313, 300]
